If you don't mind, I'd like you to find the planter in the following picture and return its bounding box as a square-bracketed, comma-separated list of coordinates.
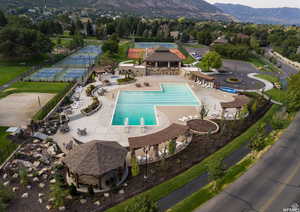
[81, 98, 102, 116]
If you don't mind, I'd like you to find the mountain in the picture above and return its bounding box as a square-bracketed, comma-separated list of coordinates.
[215, 3, 300, 25]
[1, 0, 235, 21]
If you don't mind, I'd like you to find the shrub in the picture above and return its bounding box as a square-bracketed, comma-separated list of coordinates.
[50, 181, 69, 208]
[81, 97, 100, 114]
[68, 184, 78, 196]
[168, 140, 176, 155]
[85, 84, 96, 96]
[88, 185, 95, 196]
[124, 195, 159, 212]
[131, 155, 140, 177]
[19, 168, 29, 185]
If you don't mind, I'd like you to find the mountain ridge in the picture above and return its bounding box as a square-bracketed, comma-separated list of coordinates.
[0, 0, 235, 22]
[215, 3, 300, 25]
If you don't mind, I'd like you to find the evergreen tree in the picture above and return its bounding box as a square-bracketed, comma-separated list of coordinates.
[0, 10, 7, 27]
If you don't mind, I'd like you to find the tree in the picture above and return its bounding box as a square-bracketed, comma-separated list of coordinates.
[131, 155, 140, 177]
[207, 158, 225, 192]
[102, 39, 119, 54]
[69, 33, 84, 50]
[249, 124, 267, 153]
[197, 31, 213, 45]
[200, 51, 222, 72]
[199, 103, 209, 120]
[0, 26, 53, 58]
[180, 31, 189, 43]
[237, 105, 249, 120]
[287, 72, 300, 112]
[0, 10, 7, 27]
[168, 140, 176, 155]
[124, 195, 158, 212]
[86, 20, 94, 36]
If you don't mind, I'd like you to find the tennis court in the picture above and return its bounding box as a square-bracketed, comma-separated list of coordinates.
[134, 42, 178, 49]
[25, 45, 102, 82]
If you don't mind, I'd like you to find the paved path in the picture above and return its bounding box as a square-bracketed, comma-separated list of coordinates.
[196, 112, 300, 212]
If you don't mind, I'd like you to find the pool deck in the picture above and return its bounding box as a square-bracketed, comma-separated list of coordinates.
[52, 75, 235, 150]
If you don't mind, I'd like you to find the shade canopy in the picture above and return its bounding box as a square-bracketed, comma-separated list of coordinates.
[128, 123, 189, 149]
[63, 140, 128, 177]
[221, 95, 250, 109]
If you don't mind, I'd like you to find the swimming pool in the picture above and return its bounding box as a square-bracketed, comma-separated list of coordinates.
[112, 83, 200, 126]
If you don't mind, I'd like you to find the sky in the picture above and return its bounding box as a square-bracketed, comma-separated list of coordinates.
[206, 0, 300, 8]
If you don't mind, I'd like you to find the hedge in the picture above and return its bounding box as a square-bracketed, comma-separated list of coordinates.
[32, 83, 74, 120]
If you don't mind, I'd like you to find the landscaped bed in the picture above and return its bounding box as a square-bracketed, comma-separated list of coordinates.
[187, 119, 219, 135]
[0, 127, 18, 164]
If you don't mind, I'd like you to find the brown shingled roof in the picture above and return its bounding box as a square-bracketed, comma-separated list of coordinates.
[128, 123, 189, 149]
[192, 72, 215, 81]
[63, 140, 127, 177]
[221, 95, 250, 109]
[144, 46, 182, 62]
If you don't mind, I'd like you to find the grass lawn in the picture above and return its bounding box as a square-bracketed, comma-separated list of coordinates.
[256, 74, 279, 83]
[0, 127, 18, 164]
[0, 65, 29, 86]
[111, 41, 133, 63]
[248, 56, 282, 74]
[106, 104, 280, 212]
[265, 89, 287, 103]
[256, 74, 286, 103]
[0, 82, 70, 99]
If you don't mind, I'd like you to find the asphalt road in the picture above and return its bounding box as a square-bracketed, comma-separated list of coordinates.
[196, 112, 300, 212]
[265, 48, 299, 78]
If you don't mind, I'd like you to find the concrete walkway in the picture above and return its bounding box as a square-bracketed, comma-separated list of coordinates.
[196, 112, 300, 212]
[237, 73, 274, 92]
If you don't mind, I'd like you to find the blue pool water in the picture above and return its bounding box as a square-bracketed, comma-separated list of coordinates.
[112, 83, 200, 126]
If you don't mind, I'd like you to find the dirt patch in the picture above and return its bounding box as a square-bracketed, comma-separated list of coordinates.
[187, 119, 218, 133]
[0, 93, 55, 126]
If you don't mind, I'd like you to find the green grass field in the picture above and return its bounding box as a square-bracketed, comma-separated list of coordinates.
[0, 82, 70, 99]
[0, 127, 18, 164]
[256, 74, 286, 103]
[0, 65, 29, 86]
[256, 74, 279, 83]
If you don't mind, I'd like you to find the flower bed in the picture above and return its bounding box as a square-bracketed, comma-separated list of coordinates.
[85, 84, 96, 97]
[225, 77, 241, 84]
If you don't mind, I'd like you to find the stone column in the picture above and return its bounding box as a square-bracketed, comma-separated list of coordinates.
[155, 62, 158, 67]
[168, 62, 170, 68]
[154, 144, 159, 160]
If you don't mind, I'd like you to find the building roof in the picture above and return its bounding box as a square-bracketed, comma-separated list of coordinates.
[192, 72, 215, 81]
[128, 48, 186, 60]
[221, 95, 250, 109]
[63, 140, 128, 177]
[144, 46, 183, 62]
[128, 123, 189, 149]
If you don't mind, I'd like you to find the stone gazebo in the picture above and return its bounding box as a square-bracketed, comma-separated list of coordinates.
[63, 140, 128, 192]
[144, 47, 182, 74]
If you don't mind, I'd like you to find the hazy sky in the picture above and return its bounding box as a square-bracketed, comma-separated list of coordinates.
[206, 0, 300, 8]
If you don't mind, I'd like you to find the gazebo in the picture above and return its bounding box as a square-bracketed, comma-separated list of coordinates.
[191, 72, 215, 88]
[63, 140, 128, 192]
[144, 46, 183, 68]
[128, 124, 190, 163]
[220, 95, 250, 119]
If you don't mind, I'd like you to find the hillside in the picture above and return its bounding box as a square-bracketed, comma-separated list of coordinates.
[215, 3, 300, 25]
[1, 0, 235, 21]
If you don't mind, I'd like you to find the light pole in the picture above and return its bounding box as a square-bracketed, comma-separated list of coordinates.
[143, 145, 151, 181]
